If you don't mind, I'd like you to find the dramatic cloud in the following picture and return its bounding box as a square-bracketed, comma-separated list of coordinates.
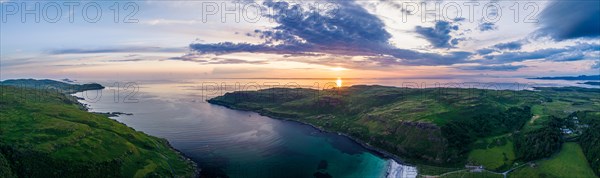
[476, 48, 496, 55]
[189, 42, 310, 55]
[185, 0, 596, 68]
[205, 58, 268, 64]
[169, 54, 267, 64]
[189, 0, 473, 66]
[475, 41, 523, 55]
[547, 52, 585, 62]
[537, 0, 600, 40]
[478, 22, 497, 32]
[50, 47, 185, 54]
[379, 50, 471, 66]
[457, 64, 526, 71]
[190, 0, 390, 56]
[106, 58, 147, 62]
[261, 0, 392, 49]
[492, 41, 523, 51]
[482, 43, 600, 64]
[593, 61, 600, 69]
[415, 21, 460, 48]
[453, 17, 466, 22]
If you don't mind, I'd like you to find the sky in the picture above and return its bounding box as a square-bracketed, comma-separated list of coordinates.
[1, 0, 599, 80]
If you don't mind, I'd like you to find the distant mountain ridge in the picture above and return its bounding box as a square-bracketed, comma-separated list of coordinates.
[528, 75, 600, 81]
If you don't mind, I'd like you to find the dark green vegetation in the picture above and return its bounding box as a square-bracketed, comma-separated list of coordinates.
[209, 85, 600, 176]
[0, 80, 196, 177]
[0, 79, 104, 93]
[529, 75, 600, 81]
[514, 116, 564, 161]
[580, 112, 600, 175]
[442, 107, 531, 162]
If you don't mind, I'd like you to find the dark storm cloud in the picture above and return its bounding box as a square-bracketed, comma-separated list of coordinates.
[537, 0, 600, 40]
[415, 21, 460, 48]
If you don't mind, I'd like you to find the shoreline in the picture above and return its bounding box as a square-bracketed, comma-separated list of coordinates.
[386, 159, 418, 178]
[207, 100, 419, 177]
[161, 138, 202, 178]
[71, 91, 202, 177]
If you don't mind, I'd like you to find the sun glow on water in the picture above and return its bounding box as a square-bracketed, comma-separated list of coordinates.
[336, 77, 343, 87]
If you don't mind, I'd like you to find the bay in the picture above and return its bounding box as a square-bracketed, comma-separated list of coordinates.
[75, 80, 414, 178]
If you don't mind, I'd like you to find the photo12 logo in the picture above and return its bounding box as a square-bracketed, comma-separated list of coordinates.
[199, 1, 540, 24]
[1, 1, 139, 23]
[395, 1, 540, 23]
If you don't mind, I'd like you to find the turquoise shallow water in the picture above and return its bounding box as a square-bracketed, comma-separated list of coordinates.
[76, 81, 392, 178]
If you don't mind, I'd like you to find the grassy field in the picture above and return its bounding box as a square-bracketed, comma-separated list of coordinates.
[509, 143, 597, 178]
[523, 87, 600, 132]
[438, 170, 503, 178]
[0, 85, 197, 177]
[468, 136, 516, 171]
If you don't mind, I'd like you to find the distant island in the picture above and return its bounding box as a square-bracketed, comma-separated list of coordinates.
[209, 85, 600, 177]
[0, 79, 198, 177]
[0, 79, 104, 93]
[528, 75, 600, 81]
[580, 81, 600, 86]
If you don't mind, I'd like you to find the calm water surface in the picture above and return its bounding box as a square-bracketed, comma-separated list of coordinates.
[75, 78, 594, 177]
[77, 80, 395, 178]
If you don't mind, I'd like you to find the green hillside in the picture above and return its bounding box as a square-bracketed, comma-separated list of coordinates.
[0, 83, 197, 177]
[209, 85, 600, 176]
[510, 143, 597, 178]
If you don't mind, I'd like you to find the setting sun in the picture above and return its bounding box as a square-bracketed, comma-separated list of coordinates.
[336, 77, 343, 87]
